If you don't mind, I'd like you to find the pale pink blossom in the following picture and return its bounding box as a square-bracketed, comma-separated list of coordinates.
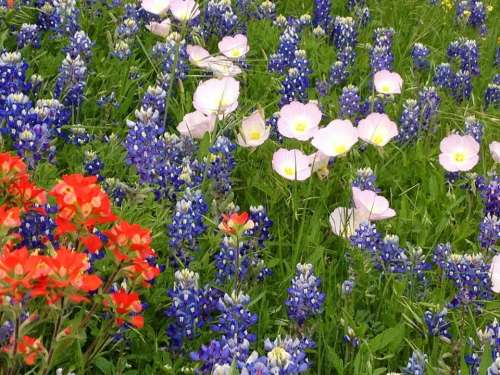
[352, 187, 396, 221]
[277, 101, 322, 141]
[491, 254, 500, 293]
[237, 109, 269, 148]
[311, 119, 358, 157]
[193, 77, 240, 117]
[357, 113, 398, 147]
[176, 111, 215, 139]
[218, 34, 249, 59]
[438, 134, 480, 172]
[490, 141, 500, 163]
[206, 56, 242, 77]
[272, 149, 312, 181]
[187, 45, 211, 67]
[374, 70, 403, 95]
[308, 151, 331, 178]
[169, 0, 200, 21]
[141, 0, 170, 15]
[146, 19, 171, 38]
[329, 207, 366, 238]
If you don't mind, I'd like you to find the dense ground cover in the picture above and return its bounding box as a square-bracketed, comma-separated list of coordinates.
[0, 0, 499, 374]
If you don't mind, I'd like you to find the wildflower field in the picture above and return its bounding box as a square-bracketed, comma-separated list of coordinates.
[0, 0, 499, 373]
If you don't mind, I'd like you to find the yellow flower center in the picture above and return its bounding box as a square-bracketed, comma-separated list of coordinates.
[453, 152, 465, 162]
[371, 131, 385, 146]
[249, 130, 261, 140]
[283, 166, 295, 177]
[230, 49, 242, 58]
[293, 120, 308, 133]
[334, 144, 347, 154]
[380, 83, 392, 94]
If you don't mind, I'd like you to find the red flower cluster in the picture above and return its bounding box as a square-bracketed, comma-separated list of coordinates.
[0, 152, 161, 367]
[107, 289, 144, 328]
[218, 211, 254, 235]
[2, 335, 46, 365]
[50, 174, 116, 235]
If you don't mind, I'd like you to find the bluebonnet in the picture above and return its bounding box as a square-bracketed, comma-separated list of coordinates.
[450, 69, 472, 102]
[168, 189, 208, 266]
[111, 40, 132, 60]
[433, 63, 454, 89]
[117, 18, 139, 39]
[464, 115, 484, 144]
[484, 319, 500, 359]
[369, 45, 393, 73]
[0, 93, 32, 138]
[215, 206, 273, 283]
[329, 61, 349, 86]
[0, 320, 14, 347]
[37, 0, 81, 35]
[403, 350, 426, 374]
[286, 263, 324, 325]
[397, 99, 420, 144]
[354, 6, 371, 27]
[352, 167, 380, 192]
[215, 236, 251, 284]
[206, 136, 236, 194]
[30, 74, 44, 96]
[476, 174, 500, 218]
[165, 269, 203, 350]
[412, 43, 430, 70]
[263, 336, 312, 374]
[257, 0, 276, 20]
[332, 16, 357, 50]
[350, 222, 383, 260]
[433, 245, 492, 307]
[313, 0, 332, 33]
[279, 50, 311, 106]
[343, 326, 360, 347]
[205, 0, 241, 37]
[341, 279, 355, 296]
[245, 205, 273, 248]
[484, 74, 500, 109]
[17, 24, 41, 49]
[84, 151, 104, 181]
[17, 204, 57, 251]
[54, 53, 87, 106]
[447, 38, 480, 76]
[488, 358, 500, 375]
[456, 0, 487, 35]
[339, 85, 360, 119]
[338, 46, 356, 66]
[141, 85, 166, 120]
[103, 178, 128, 207]
[266, 113, 283, 143]
[212, 291, 257, 344]
[152, 36, 190, 90]
[373, 27, 395, 49]
[379, 235, 410, 274]
[64, 30, 93, 59]
[31, 98, 70, 138]
[0, 52, 30, 102]
[478, 214, 499, 250]
[66, 125, 90, 145]
[14, 122, 56, 168]
[360, 95, 385, 116]
[347, 0, 366, 10]
[424, 308, 452, 341]
[268, 26, 300, 74]
[417, 86, 441, 132]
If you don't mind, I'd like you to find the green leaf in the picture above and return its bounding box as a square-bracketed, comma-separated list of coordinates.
[368, 324, 405, 353]
[326, 345, 344, 375]
[479, 343, 493, 374]
[94, 357, 115, 375]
